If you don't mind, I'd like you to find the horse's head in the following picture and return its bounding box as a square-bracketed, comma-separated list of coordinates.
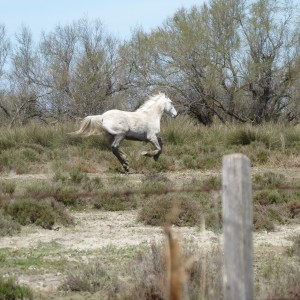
[160, 93, 178, 118]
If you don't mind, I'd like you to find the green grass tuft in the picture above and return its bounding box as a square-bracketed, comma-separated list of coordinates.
[0, 276, 33, 300]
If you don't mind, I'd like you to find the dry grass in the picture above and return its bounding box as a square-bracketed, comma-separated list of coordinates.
[1, 120, 300, 299]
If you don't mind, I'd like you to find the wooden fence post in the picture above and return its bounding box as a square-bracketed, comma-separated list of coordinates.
[222, 154, 253, 300]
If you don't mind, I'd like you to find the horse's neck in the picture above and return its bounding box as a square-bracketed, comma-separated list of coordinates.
[143, 104, 164, 120]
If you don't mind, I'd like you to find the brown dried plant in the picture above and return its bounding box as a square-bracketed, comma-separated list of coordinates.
[164, 204, 194, 300]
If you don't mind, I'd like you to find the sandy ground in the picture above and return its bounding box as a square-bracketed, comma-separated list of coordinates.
[1, 169, 300, 294]
[1, 210, 299, 293]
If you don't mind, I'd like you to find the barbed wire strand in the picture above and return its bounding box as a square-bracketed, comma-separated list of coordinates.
[2, 184, 300, 201]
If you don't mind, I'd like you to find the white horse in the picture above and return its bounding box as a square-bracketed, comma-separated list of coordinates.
[72, 92, 177, 173]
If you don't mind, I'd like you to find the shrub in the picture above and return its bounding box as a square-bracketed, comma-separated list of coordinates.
[125, 242, 223, 300]
[162, 115, 199, 146]
[0, 214, 21, 236]
[61, 261, 119, 294]
[23, 181, 55, 199]
[253, 203, 288, 231]
[227, 126, 259, 146]
[0, 180, 16, 195]
[0, 276, 33, 300]
[288, 200, 300, 219]
[254, 190, 286, 206]
[138, 194, 204, 227]
[141, 172, 171, 193]
[20, 148, 41, 162]
[124, 243, 167, 299]
[4, 198, 74, 229]
[287, 235, 300, 261]
[69, 167, 88, 184]
[0, 137, 15, 151]
[256, 253, 300, 299]
[253, 172, 285, 188]
[93, 192, 137, 211]
[0, 150, 29, 174]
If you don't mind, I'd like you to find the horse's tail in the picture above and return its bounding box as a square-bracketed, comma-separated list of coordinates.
[70, 115, 103, 136]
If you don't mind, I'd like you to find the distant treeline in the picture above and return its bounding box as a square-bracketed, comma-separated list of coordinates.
[0, 0, 299, 126]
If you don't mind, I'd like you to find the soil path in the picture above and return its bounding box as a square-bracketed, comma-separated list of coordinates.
[1, 168, 300, 293]
[1, 210, 299, 293]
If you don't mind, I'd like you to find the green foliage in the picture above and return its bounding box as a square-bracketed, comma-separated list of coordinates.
[69, 167, 88, 184]
[138, 194, 208, 227]
[0, 180, 16, 195]
[4, 199, 74, 229]
[254, 190, 286, 206]
[0, 214, 21, 236]
[254, 172, 285, 188]
[141, 172, 170, 191]
[0, 149, 29, 174]
[0, 122, 300, 234]
[0, 137, 15, 151]
[256, 254, 300, 299]
[0, 276, 33, 300]
[287, 235, 300, 261]
[53, 186, 82, 207]
[226, 126, 271, 147]
[62, 261, 119, 294]
[200, 175, 221, 190]
[93, 192, 137, 211]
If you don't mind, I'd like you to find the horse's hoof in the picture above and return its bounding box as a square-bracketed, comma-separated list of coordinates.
[122, 164, 130, 174]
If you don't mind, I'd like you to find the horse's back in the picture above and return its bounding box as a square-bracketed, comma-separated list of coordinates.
[102, 109, 151, 138]
[101, 110, 132, 135]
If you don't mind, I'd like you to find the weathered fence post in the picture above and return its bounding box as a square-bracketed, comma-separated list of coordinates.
[222, 154, 253, 300]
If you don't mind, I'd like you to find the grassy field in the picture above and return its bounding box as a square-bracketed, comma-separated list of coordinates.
[0, 116, 300, 299]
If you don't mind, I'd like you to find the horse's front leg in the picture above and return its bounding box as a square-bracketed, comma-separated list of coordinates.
[111, 135, 130, 173]
[141, 135, 163, 161]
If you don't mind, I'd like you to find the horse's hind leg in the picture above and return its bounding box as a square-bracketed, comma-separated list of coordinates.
[111, 135, 129, 173]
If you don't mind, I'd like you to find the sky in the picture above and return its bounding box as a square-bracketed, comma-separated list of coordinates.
[2, 0, 206, 41]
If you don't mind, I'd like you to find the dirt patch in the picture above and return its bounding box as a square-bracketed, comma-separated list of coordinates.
[2, 210, 299, 251]
[1, 169, 300, 294]
[1, 210, 300, 293]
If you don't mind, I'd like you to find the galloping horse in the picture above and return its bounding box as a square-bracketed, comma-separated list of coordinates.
[72, 92, 177, 173]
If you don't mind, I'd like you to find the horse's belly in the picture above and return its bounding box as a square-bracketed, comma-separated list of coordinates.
[126, 131, 147, 141]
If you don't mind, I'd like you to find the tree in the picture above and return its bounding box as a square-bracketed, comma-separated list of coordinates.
[8, 26, 44, 126]
[124, 0, 300, 124]
[72, 18, 130, 116]
[239, 0, 300, 123]
[0, 24, 11, 122]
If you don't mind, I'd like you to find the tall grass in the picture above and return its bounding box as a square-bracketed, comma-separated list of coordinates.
[1, 118, 300, 173]
[1, 120, 300, 299]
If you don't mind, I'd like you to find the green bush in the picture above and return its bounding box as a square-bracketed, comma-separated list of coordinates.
[0, 180, 16, 195]
[227, 126, 259, 146]
[0, 150, 29, 174]
[254, 190, 286, 206]
[254, 172, 285, 188]
[138, 194, 204, 227]
[93, 191, 137, 211]
[0, 276, 33, 300]
[61, 261, 119, 294]
[0, 137, 15, 151]
[0, 214, 21, 236]
[4, 199, 74, 229]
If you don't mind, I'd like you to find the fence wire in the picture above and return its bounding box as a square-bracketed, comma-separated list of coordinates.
[3, 184, 300, 201]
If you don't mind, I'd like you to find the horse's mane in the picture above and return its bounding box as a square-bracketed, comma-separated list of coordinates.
[136, 93, 165, 112]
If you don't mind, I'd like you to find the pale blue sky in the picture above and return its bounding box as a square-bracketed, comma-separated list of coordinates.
[2, 0, 206, 41]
